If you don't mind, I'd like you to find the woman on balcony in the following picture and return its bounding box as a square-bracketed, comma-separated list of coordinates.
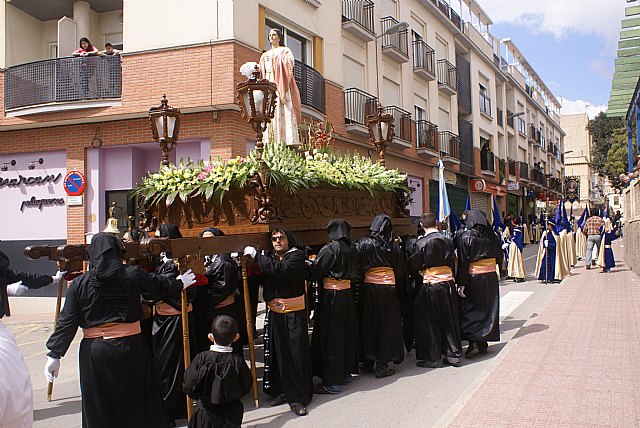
[259, 29, 301, 147]
[72, 37, 99, 57]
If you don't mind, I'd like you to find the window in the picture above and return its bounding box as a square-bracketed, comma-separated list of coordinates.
[104, 33, 123, 51]
[265, 18, 310, 65]
[414, 105, 426, 121]
[48, 42, 58, 59]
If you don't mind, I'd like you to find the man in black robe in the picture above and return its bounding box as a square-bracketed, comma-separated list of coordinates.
[454, 209, 503, 355]
[311, 219, 359, 394]
[45, 232, 196, 428]
[408, 212, 462, 368]
[194, 227, 242, 355]
[356, 214, 405, 378]
[244, 228, 312, 416]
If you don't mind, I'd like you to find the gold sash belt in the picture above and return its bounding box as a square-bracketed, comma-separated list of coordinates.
[83, 321, 141, 339]
[268, 295, 306, 314]
[215, 294, 235, 309]
[323, 278, 351, 290]
[155, 301, 193, 316]
[469, 258, 497, 275]
[605, 245, 611, 249]
[364, 267, 396, 285]
[420, 266, 454, 284]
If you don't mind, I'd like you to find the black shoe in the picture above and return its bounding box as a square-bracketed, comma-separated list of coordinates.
[443, 357, 461, 367]
[290, 403, 307, 416]
[586, 265, 591, 270]
[359, 362, 374, 373]
[516, 278, 525, 283]
[375, 368, 396, 378]
[478, 342, 488, 354]
[270, 394, 286, 407]
[465, 342, 478, 356]
[416, 360, 442, 368]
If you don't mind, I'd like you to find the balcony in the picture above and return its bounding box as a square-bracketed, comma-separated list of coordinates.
[437, 59, 457, 95]
[342, 0, 376, 42]
[479, 92, 492, 118]
[481, 150, 495, 173]
[383, 106, 412, 146]
[531, 169, 548, 188]
[506, 109, 514, 128]
[497, 108, 504, 127]
[381, 17, 409, 63]
[344, 88, 378, 136]
[4, 55, 122, 114]
[518, 162, 529, 181]
[439, 131, 460, 162]
[412, 40, 436, 81]
[508, 158, 516, 177]
[294, 60, 325, 114]
[415, 120, 439, 156]
[449, 9, 462, 29]
[529, 124, 537, 143]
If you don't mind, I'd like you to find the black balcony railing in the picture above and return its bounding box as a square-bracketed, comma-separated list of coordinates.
[481, 150, 495, 172]
[506, 109, 514, 128]
[294, 60, 325, 113]
[4, 55, 122, 110]
[497, 108, 503, 127]
[412, 40, 435, 76]
[439, 131, 460, 160]
[344, 88, 378, 126]
[531, 169, 548, 188]
[416, 120, 438, 151]
[529, 124, 537, 142]
[479, 92, 491, 116]
[381, 16, 409, 58]
[449, 9, 462, 29]
[519, 162, 529, 180]
[383, 106, 412, 142]
[341, 0, 375, 35]
[437, 59, 457, 92]
[508, 158, 516, 176]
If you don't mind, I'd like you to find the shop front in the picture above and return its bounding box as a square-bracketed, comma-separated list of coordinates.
[469, 179, 506, 220]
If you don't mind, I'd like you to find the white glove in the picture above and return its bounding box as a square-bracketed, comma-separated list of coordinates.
[176, 269, 196, 289]
[44, 356, 60, 383]
[543, 240, 548, 248]
[161, 252, 171, 264]
[457, 286, 466, 298]
[502, 243, 510, 250]
[243, 246, 257, 259]
[6, 281, 28, 296]
[52, 270, 67, 283]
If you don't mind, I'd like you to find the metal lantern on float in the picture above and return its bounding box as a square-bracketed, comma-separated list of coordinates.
[366, 107, 395, 167]
[236, 67, 277, 160]
[149, 95, 182, 166]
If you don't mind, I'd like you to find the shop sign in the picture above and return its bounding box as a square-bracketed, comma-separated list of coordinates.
[63, 171, 86, 196]
[471, 179, 486, 192]
[0, 173, 62, 188]
[507, 181, 520, 191]
[444, 170, 457, 185]
[20, 196, 65, 212]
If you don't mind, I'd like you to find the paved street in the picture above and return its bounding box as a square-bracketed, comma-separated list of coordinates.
[4, 240, 638, 427]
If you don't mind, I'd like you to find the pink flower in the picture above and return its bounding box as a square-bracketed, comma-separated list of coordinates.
[198, 173, 207, 180]
[204, 165, 213, 173]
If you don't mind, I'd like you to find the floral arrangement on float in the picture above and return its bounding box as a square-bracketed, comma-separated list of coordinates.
[134, 120, 408, 211]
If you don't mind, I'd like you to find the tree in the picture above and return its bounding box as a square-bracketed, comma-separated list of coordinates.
[604, 128, 638, 189]
[587, 112, 624, 176]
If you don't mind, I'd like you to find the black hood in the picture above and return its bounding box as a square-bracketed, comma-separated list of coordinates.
[87, 233, 130, 320]
[0, 250, 10, 270]
[327, 219, 351, 243]
[465, 210, 489, 230]
[157, 224, 182, 239]
[369, 214, 393, 249]
[199, 227, 225, 237]
[272, 228, 302, 250]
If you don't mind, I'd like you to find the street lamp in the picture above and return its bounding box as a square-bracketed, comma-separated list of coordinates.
[236, 66, 278, 160]
[367, 20, 409, 167]
[506, 111, 524, 119]
[149, 95, 182, 166]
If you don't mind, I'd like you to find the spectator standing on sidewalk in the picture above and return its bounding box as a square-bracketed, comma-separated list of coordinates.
[597, 219, 621, 273]
[583, 214, 604, 270]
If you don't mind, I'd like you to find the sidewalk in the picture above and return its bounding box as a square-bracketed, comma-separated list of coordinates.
[447, 239, 640, 427]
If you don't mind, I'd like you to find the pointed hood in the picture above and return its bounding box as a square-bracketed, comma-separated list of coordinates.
[327, 219, 352, 243]
[369, 214, 393, 249]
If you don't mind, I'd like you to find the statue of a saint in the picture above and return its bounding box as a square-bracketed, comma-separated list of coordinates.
[259, 28, 301, 147]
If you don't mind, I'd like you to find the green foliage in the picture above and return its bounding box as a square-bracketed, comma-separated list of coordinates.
[587, 112, 625, 175]
[134, 143, 409, 207]
[604, 128, 638, 189]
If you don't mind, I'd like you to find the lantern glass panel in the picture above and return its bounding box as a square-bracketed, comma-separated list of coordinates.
[167, 116, 176, 139]
[381, 122, 390, 142]
[154, 116, 164, 138]
[253, 90, 265, 114]
[370, 122, 379, 141]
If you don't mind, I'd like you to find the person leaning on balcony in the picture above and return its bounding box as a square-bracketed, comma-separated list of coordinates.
[99, 42, 120, 56]
[72, 37, 99, 57]
[259, 28, 301, 147]
[583, 214, 604, 270]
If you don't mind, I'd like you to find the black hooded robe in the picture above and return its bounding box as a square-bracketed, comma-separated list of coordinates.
[45, 233, 183, 428]
[311, 219, 359, 387]
[0, 250, 53, 319]
[454, 210, 503, 343]
[255, 229, 313, 406]
[356, 215, 406, 365]
[408, 230, 462, 362]
[183, 349, 253, 428]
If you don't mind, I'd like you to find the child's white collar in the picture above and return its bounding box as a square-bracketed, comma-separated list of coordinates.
[210, 344, 233, 353]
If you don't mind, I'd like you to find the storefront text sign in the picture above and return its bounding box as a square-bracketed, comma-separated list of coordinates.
[20, 196, 65, 212]
[507, 181, 520, 191]
[0, 173, 62, 188]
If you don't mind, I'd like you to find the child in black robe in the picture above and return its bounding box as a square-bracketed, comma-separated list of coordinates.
[184, 315, 252, 428]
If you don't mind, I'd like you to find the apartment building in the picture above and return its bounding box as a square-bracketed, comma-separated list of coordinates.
[0, 0, 564, 269]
